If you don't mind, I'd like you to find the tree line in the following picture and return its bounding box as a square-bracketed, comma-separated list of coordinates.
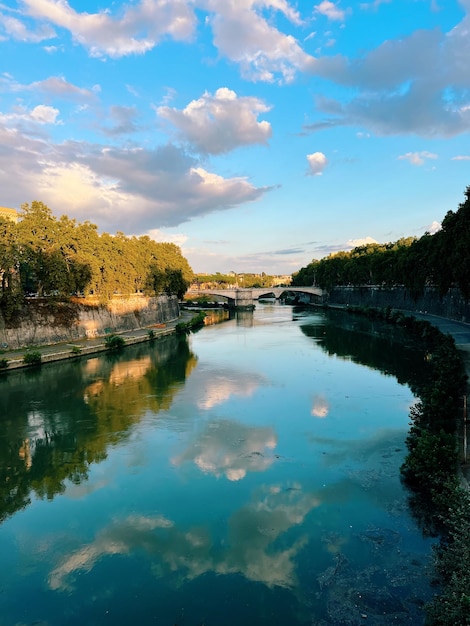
[292, 186, 470, 298]
[192, 272, 281, 289]
[0, 201, 193, 316]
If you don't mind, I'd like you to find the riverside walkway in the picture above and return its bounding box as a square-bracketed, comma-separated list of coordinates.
[408, 311, 470, 371]
[414, 313, 470, 348]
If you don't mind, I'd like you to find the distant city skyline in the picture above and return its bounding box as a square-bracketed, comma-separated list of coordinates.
[1, 0, 469, 274]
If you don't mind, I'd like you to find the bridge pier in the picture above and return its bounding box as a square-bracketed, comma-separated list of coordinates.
[232, 289, 255, 310]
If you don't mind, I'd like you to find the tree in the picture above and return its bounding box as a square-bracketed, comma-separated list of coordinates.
[3, 200, 195, 305]
[0, 217, 22, 318]
[163, 268, 189, 299]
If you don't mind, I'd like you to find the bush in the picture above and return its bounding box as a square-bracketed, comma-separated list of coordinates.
[175, 322, 189, 335]
[425, 485, 470, 624]
[23, 351, 42, 366]
[175, 312, 206, 335]
[104, 334, 125, 350]
[71, 346, 81, 354]
[189, 311, 206, 331]
[0, 358, 8, 369]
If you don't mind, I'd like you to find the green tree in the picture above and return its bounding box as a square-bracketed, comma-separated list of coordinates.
[162, 268, 189, 299]
[5, 200, 194, 304]
[0, 217, 22, 317]
[437, 186, 470, 299]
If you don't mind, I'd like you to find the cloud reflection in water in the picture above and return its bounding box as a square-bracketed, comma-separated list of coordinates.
[172, 419, 277, 481]
[180, 367, 266, 410]
[48, 484, 321, 592]
[311, 394, 329, 418]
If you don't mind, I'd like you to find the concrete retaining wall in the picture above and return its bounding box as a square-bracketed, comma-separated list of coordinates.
[0, 295, 180, 349]
[327, 286, 470, 323]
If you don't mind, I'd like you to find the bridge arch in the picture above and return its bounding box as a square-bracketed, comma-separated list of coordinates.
[186, 286, 324, 308]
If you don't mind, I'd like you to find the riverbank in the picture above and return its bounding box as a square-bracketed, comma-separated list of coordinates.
[0, 294, 180, 351]
[0, 310, 197, 371]
[327, 303, 470, 376]
[327, 285, 470, 324]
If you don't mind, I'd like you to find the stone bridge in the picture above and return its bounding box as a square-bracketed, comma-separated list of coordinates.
[186, 286, 325, 309]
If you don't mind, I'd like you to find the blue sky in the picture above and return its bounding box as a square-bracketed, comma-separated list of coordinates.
[1, 0, 469, 275]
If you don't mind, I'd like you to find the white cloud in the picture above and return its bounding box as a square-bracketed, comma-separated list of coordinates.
[306, 151, 328, 175]
[203, 0, 316, 83]
[19, 0, 196, 58]
[0, 103, 60, 127]
[0, 119, 271, 232]
[314, 1, 346, 21]
[30, 104, 60, 124]
[397, 151, 438, 166]
[0, 12, 55, 42]
[347, 236, 378, 248]
[256, 0, 304, 25]
[8, 0, 317, 83]
[452, 155, 470, 160]
[35, 161, 134, 225]
[31, 76, 96, 100]
[427, 220, 442, 234]
[0, 74, 97, 103]
[158, 88, 272, 154]
[146, 229, 188, 247]
[304, 9, 470, 137]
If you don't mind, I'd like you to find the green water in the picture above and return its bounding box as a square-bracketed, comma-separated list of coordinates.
[0, 305, 435, 625]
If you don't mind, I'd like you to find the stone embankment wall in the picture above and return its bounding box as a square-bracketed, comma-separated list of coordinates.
[0, 295, 180, 349]
[326, 286, 470, 323]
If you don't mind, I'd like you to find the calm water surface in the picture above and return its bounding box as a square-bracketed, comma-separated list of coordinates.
[0, 305, 435, 625]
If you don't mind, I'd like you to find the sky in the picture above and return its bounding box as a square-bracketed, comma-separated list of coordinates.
[1, 0, 470, 276]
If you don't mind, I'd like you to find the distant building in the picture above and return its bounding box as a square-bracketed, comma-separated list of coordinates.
[0, 207, 19, 223]
[272, 275, 292, 286]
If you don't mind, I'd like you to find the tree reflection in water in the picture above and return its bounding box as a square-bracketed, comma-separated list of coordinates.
[0, 335, 196, 522]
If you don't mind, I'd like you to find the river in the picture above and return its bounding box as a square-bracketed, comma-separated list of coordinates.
[0, 304, 436, 625]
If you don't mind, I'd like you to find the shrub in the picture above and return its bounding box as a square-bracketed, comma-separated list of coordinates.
[175, 312, 206, 335]
[175, 322, 189, 335]
[189, 311, 206, 331]
[104, 334, 125, 350]
[71, 346, 81, 354]
[23, 351, 42, 366]
[0, 358, 8, 369]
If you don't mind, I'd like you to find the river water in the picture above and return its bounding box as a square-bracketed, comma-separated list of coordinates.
[0, 305, 436, 625]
